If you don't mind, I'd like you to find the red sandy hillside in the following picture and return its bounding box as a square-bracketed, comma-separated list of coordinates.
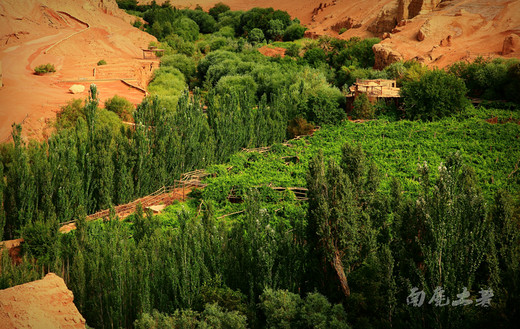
[0, 0, 157, 141]
[0, 273, 86, 329]
[146, 0, 520, 68]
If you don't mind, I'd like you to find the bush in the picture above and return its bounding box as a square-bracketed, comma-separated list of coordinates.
[171, 17, 199, 42]
[56, 99, 84, 129]
[34, 63, 56, 75]
[216, 75, 258, 100]
[160, 54, 196, 84]
[104, 95, 134, 121]
[209, 2, 230, 20]
[303, 48, 327, 67]
[147, 67, 186, 110]
[97, 59, 107, 66]
[285, 43, 300, 57]
[351, 93, 375, 119]
[287, 117, 314, 138]
[449, 57, 520, 103]
[401, 69, 469, 120]
[132, 19, 143, 29]
[339, 27, 348, 35]
[248, 28, 264, 43]
[164, 34, 196, 56]
[283, 23, 305, 41]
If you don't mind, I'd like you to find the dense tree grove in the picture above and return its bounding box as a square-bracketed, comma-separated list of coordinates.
[1, 2, 519, 329]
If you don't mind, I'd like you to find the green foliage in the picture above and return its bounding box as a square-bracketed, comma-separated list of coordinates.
[214, 26, 235, 38]
[183, 9, 217, 34]
[209, 2, 231, 20]
[351, 93, 375, 119]
[449, 57, 520, 103]
[267, 19, 285, 41]
[96, 59, 107, 66]
[21, 219, 58, 265]
[339, 27, 348, 35]
[285, 43, 300, 57]
[260, 288, 302, 328]
[401, 69, 469, 120]
[331, 37, 380, 69]
[172, 17, 200, 42]
[283, 23, 305, 41]
[287, 117, 314, 138]
[135, 304, 247, 329]
[303, 47, 326, 67]
[259, 288, 350, 328]
[215, 75, 258, 99]
[34, 63, 56, 74]
[56, 99, 85, 130]
[248, 28, 264, 43]
[104, 95, 134, 121]
[160, 53, 196, 84]
[132, 19, 143, 28]
[147, 66, 187, 109]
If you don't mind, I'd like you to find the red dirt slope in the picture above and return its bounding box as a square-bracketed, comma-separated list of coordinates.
[0, 273, 86, 329]
[0, 0, 157, 142]
[145, 0, 520, 68]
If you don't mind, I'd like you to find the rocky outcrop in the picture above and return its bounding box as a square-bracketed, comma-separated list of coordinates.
[417, 19, 432, 41]
[373, 43, 403, 69]
[331, 17, 361, 32]
[502, 33, 520, 55]
[368, 2, 399, 33]
[69, 84, 85, 94]
[0, 273, 86, 329]
[398, 0, 445, 21]
[370, 0, 446, 34]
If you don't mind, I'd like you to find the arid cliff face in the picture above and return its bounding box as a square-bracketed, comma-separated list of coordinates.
[0, 273, 86, 329]
[148, 0, 520, 68]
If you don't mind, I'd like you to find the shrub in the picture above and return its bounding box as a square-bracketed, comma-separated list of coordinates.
[164, 34, 196, 56]
[303, 48, 327, 67]
[285, 43, 300, 57]
[248, 28, 264, 43]
[339, 27, 348, 34]
[160, 54, 196, 84]
[97, 59, 107, 66]
[148, 67, 186, 110]
[34, 63, 56, 75]
[283, 23, 305, 41]
[183, 9, 217, 34]
[214, 26, 235, 38]
[287, 117, 314, 138]
[132, 19, 143, 29]
[401, 69, 469, 120]
[171, 17, 199, 42]
[104, 95, 134, 121]
[209, 2, 230, 20]
[56, 99, 84, 129]
[267, 19, 285, 41]
[216, 75, 258, 100]
[351, 93, 375, 119]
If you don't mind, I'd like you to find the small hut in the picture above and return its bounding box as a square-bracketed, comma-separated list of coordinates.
[346, 79, 400, 111]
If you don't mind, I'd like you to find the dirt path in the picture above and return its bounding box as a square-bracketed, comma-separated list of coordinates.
[58, 186, 195, 233]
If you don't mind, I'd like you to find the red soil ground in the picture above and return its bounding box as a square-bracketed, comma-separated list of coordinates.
[0, 273, 86, 329]
[0, 0, 157, 142]
[258, 46, 286, 58]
